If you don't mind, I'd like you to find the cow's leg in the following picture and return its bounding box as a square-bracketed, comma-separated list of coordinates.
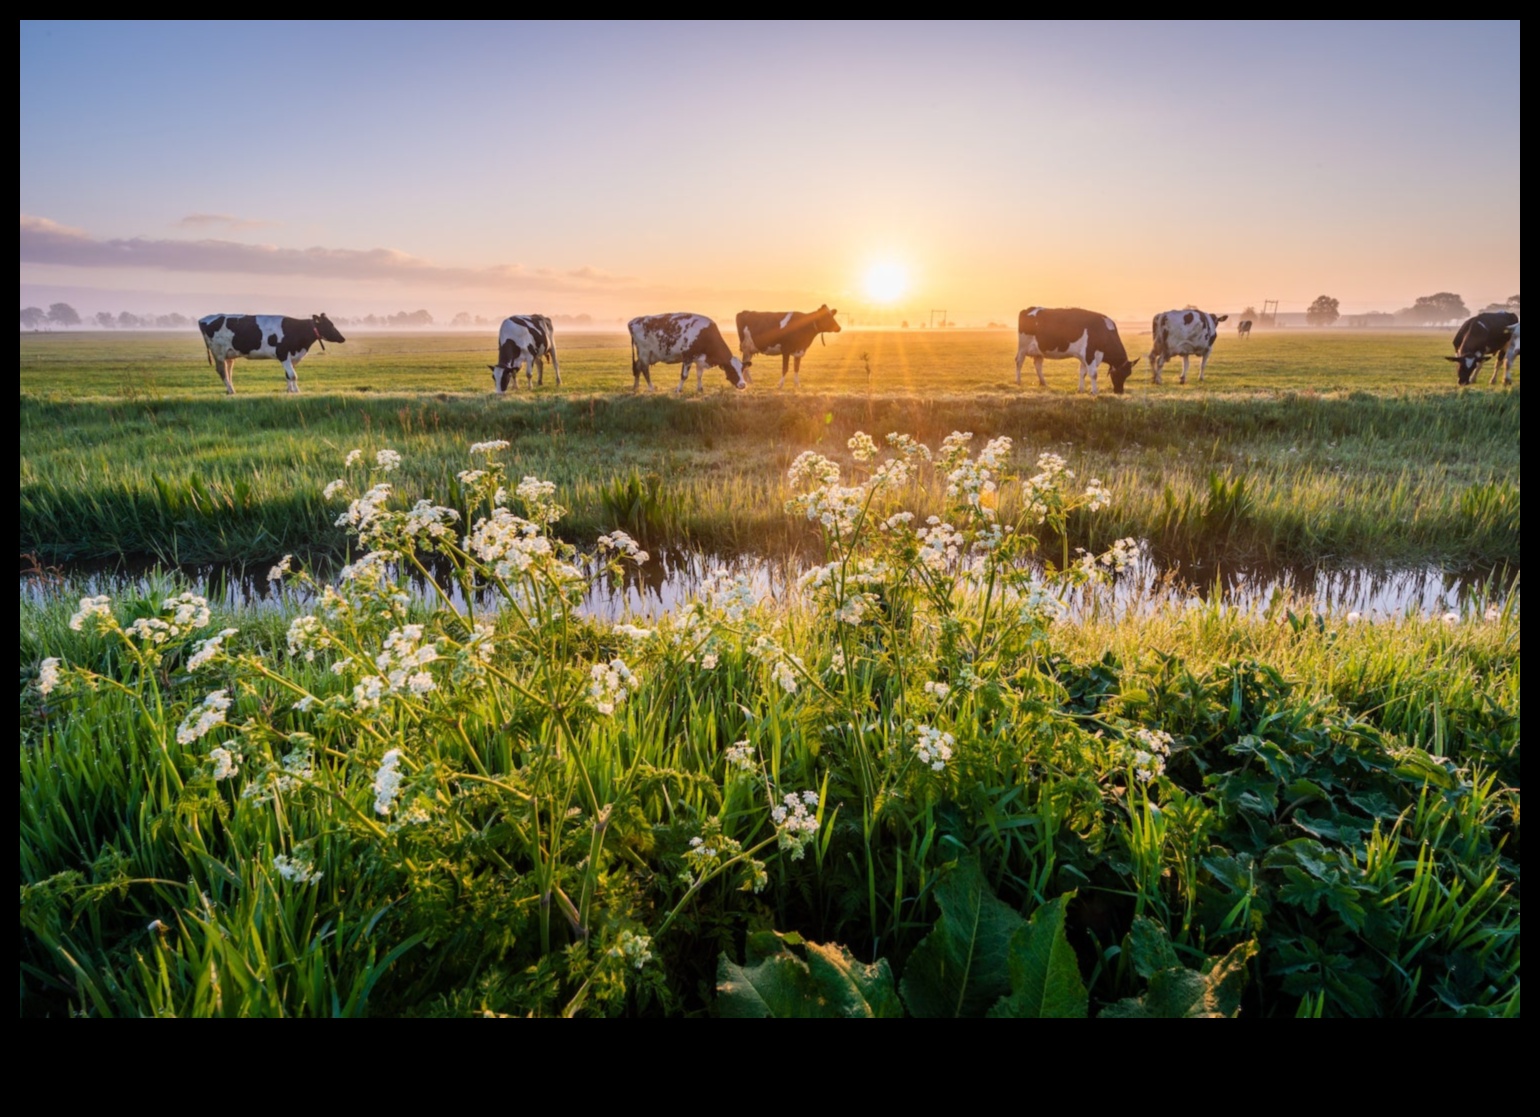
[1034, 356, 1047, 388]
[221, 357, 236, 395]
[792, 352, 804, 388]
[1084, 359, 1101, 396]
[696, 358, 708, 393]
[1014, 342, 1026, 385]
[778, 353, 791, 390]
[531, 356, 543, 388]
[1150, 356, 1164, 386]
[281, 356, 300, 393]
[1179, 355, 1191, 386]
[550, 346, 562, 386]
[1197, 353, 1210, 383]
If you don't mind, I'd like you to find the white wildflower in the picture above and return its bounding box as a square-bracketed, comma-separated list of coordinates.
[884, 432, 932, 461]
[469, 439, 511, 455]
[68, 594, 114, 632]
[352, 676, 385, 710]
[36, 657, 61, 697]
[701, 653, 719, 670]
[187, 628, 239, 671]
[598, 530, 649, 564]
[913, 725, 955, 771]
[847, 431, 878, 462]
[923, 680, 951, 701]
[344, 449, 363, 467]
[323, 479, 347, 499]
[177, 689, 232, 745]
[286, 615, 326, 661]
[1442, 611, 1460, 625]
[1129, 727, 1173, 784]
[609, 930, 654, 971]
[267, 555, 293, 582]
[272, 853, 323, 885]
[770, 791, 821, 860]
[373, 749, 404, 816]
[208, 747, 239, 781]
[725, 741, 756, 772]
[375, 448, 402, 472]
[588, 658, 638, 716]
[1485, 606, 1501, 622]
[613, 623, 653, 642]
[786, 451, 842, 489]
[457, 469, 487, 486]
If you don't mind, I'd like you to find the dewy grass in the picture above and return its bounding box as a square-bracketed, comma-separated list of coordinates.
[21, 348, 1521, 568]
[20, 430, 1519, 1017]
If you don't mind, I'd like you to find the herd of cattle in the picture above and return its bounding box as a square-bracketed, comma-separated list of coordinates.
[196, 305, 1520, 396]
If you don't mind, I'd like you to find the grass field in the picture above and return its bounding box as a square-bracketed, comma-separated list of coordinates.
[19, 329, 1522, 569]
[19, 328, 1522, 1018]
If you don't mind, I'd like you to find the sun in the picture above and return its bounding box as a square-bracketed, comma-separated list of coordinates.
[862, 261, 909, 304]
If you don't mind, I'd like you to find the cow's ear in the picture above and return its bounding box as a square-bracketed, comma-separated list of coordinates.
[1215, 314, 1228, 322]
[1444, 356, 1462, 362]
[1128, 358, 1141, 369]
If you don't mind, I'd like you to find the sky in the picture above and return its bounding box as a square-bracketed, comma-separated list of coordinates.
[19, 20, 1521, 326]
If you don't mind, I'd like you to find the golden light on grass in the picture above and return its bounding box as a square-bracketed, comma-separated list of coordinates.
[862, 261, 909, 304]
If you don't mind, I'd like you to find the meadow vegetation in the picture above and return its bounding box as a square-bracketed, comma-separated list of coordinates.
[19, 330, 1520, 1017]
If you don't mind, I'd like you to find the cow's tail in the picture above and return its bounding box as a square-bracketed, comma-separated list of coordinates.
[630, 334, 638, 374]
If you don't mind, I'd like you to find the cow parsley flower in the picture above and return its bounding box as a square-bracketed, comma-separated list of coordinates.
[208, 747, 239, 781]
[344, 449, 363, 467]
[786, 451, 842, 490]
[286, 615, 326, 660]
[1128, 727, 1173, 784]
[375, 448, 402, 472]
[588, 658, 638, 716]
[187, 628, 239, 671]
[770, 791, 821, 860]
[177, 690, 232, 745]
[323, 479, 347, 500]
[913, 725, 955, 771]
[923, 680, 951, 701]
[272, 853, 323, 885]
[69, 594, 114, 632]
[847, 431, 878, 462]
[885, 432, 932, 461]
[469, 439, 511, 455]
[609, 930, 654, 971]
[373, 749, 404, 815]
[36, 657, 61, 697]
[267, 555, 293, 582]
[724, 741, 756, 772]
[598, 530, 649, 564]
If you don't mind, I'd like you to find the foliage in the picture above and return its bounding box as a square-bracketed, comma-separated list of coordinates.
[1400, 292, 1470, 324]
[717, 931, 902, 1018]
[1306, 295, 1340, 327]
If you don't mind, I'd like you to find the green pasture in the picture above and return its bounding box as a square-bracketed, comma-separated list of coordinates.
[20, 330, 1520, 569]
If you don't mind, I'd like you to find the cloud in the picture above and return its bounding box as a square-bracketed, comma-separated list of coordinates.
[174, 213, 278, 231]
[19, 214, 637, 294]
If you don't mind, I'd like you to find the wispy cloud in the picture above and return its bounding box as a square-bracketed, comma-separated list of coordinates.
[19, 215, 636, 294]
[173, 213, 277, 231]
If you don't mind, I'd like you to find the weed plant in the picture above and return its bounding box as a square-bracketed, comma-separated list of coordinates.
[20, 430, 1519, 1017]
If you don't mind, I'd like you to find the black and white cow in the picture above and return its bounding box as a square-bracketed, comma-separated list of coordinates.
[1237, 319, 1253, 339]
[735, 305, 841, 388]
[1448, 312, 1520, 386]
[198, 313, 346, 394]
[1148, 308, 1229, 385]
[1015, 307, 1139, 395]
[488, 315, 561, 392]
[627, 313, 747, 394]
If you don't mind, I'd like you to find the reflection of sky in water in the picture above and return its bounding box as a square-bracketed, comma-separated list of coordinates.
[20, 545, 1518, 624]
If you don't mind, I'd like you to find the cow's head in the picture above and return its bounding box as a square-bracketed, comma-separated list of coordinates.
[489, 361, 524, 393]
[1446, 355, 1484, 385]
[1108, 356, 1140, 394]
[724, 357, 748, 390]
[313, 313, 346, 344]
[818, 305, 843, 335]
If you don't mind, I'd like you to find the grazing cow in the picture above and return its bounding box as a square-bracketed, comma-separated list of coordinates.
[1237, 319, 1253, 339]
[1015, 307, 1139, 395]
[1448, 312, 1520, 385]
[735, 305, 842, 388]
[198, 313, 345, 394]
[489, 315, 561, 392]
[1148, 308, 1229, 385]
[628, 313, 747, 394]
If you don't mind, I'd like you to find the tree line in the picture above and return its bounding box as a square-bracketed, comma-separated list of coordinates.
[19, 306, 602, 330]
[1235, 293, 1519, 328]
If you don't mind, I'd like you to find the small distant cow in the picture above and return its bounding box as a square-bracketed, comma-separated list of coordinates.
[1448, 312, 1520, 386]
[1015, 307, 1139, 395]
[489, 315, 560, 392]
[628, 313, 747, 393]
[1237, 319, 1253, 339]
[735, 305, 841, 388]
[1149, 309, 1229, 385]
[198, 313, 345, 394]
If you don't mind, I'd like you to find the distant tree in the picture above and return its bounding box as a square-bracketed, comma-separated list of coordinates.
[118, 311, 141, 329]
[162, 312, 191, 328]
[1305, 295, 1340, 327]
[1239, 305, 1259, 321]
[451, 311, 473, 327]
[20, 306, 46, 329]
[1507, 294, 1520, 314]
[388, 309, 434, 327]
[363, 314, 381, 327]
[1400, 292, 1469, 325]
[95, 311, 116, 328]
[47, 302, 82, 328]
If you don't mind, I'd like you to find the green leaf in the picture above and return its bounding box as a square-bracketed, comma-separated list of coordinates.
[716, 932, 901, 1018]
[988, 893, 1088, 1018]
[1126, 916, 1180, 979]
[901, 855, 1023, 1018]
[1101, 940, 1258, 1018]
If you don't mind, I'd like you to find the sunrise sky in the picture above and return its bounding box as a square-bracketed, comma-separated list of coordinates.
[19, 20, 1521, 326]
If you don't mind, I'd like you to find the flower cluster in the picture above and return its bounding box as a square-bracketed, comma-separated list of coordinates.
[373, 749, 405, 815]
[598, 530, 650, 565]
[267, 555, 293, 583]
[1129, 727, 1174, 784]
[36, 657, 62, 697]
[69, 595, 114, 633]
[771, 791, 821, 860]
[724, 740, 756, 772]
[208, 747, 240, 781]
[588, 658, 638, 716]
[177, 689, 232, 745]
[609, 930, 654, 971]
[186, 628, 239, 672]
[375, 449, 402, 472]
[913, 725, 955, 771]
[469, 439, 510, 455]
[372, 624, 440, 698]
[273, 852, 323, 885]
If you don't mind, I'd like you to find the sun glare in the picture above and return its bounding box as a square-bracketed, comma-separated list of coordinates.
[863, 261, 909, 304]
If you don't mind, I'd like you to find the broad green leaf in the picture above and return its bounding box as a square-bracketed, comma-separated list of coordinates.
[717, 932, 901, 1019]
[901, 855, 1023, 1018]
[1101, 940, 1258, 1018]
[1126, 916, 1180, 979]
[988, 893, 1088, 1018]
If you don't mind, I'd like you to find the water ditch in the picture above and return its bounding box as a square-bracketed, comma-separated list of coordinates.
[20, 546, 1519, 624]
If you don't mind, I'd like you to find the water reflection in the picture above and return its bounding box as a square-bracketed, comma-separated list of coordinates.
[20, 546, 1518, 623]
